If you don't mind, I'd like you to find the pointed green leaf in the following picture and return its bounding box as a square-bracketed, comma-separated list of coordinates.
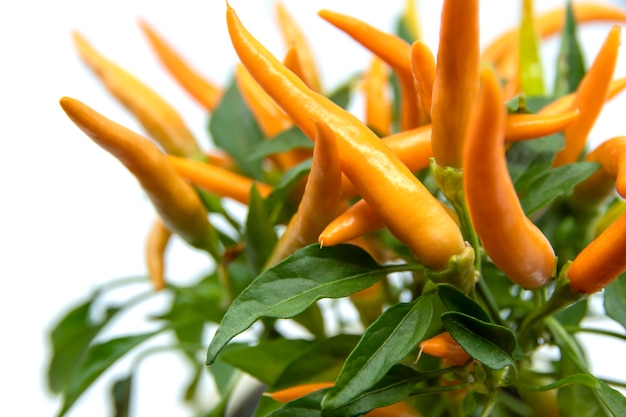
[245, 185, 278, 275]
[111, 374, 133, 417]
[206, 244, 386, 364]
[596, 379, 626, 417]
[247, 127, 313, 162]
[507, 134, 564, 195]
[437, 283, 491, 323]
[558, 383, 611, 417]
[209, 78, 264, 179]
[265, 158, 312, 225]
[554, 0, 586, 97]
[520, 162, 599, 215]
[321, 294, 434, 411]
[604, 273, 626, 330]
[56, 331, 160, 417]
[442, 312, 517, 372]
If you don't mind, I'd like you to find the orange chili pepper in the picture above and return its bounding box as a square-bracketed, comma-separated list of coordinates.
[318, 9, 422, 130]
[463, 67, 556, 289]
[365, 402, 421, 417]
[554, 26, 621, 167]
[227, 5, 465, 269]
[72, 32, 202, 158]
[481, 2, 626, 65]
[265, 381, 334, 403]
[266, 121, 343, 267]
[539, 77, 626, 116]
[275, 1, 321, 92]
[138, 20, 223, 112]
[430, 0, 480, 169]
[504, 109, 580, 142]
[567, 212, 626, 294]
[60, 97, 218, 255]
[571, 136, 626, 208]
[166, 155, 272, 204]
[418, 332, 470, 367]
[145, 217, 172, 291]
[410, 41, 436, 118]
[362, 56, 392, 136]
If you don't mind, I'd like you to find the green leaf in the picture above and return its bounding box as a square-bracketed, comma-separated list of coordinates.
[247, 127, 313, 162]
[604, 273, 626, 330]
[559, 383, 611, 417]
[245, 185, 279, 275]
[437, 283, 491, 323]
[56, 331, 160, 417]
[206, 244, 386, 364]
[555, 298, 588, 327]
[327, 76, 357, 110]
[265, 158, 312, 224]
[220, 339, 314, 385]
[209, 78, 264, 179]
[506, 134, 564, 195]
[520, 162, 600, 215]
[596, 379, 626, 417]
[506, 95, 530, 114]
[553, 0, 586, 97]
[111, 374, 133, 417]
[321, 294, 434, 411]
[441, 312, 517, 372]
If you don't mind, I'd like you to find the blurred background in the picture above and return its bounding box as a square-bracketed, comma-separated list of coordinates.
[1, 0, 625, 415]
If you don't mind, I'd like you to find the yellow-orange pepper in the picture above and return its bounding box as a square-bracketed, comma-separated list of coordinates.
[72, 32, 202, 158]
[418, 332, 470, 367]
[266, 121, 343, 267]
[226, 5, 465, 269]
[463, 68, 556, 289]
[410, 41, 436, 119]
[362, 56, 392, 136]
[138, 20, 223, 112]
[60, 97, 218, 255]
[430, 0, 480, 169]
[567, 212, 626, 294]
[554, 26, 621, 167]
[166, 156, 272, 204]
[266, 382, 334, 403]
[145, 218, 172, 291]
[318, 9, 422, 130]
[539, 77, 626, 116]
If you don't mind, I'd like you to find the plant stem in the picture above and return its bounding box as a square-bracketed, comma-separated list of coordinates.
[478, 391, 498, 417]
[476, 274, 506, 326]
[563, 326, 626, 342]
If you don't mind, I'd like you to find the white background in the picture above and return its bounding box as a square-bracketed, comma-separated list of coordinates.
[2, 1, 626, 416]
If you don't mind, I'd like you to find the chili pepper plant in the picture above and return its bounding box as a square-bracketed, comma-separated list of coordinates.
[48, 1, 626, 416]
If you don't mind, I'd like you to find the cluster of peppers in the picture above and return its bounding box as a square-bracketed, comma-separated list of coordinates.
[51, 1, 626, 416]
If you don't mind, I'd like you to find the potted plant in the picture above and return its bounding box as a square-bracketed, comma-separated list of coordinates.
[48, 1, 626, 416]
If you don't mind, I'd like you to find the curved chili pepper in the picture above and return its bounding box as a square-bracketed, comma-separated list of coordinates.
[538, 76, 626, 116]
[418, 331, 470, 367]
[463, 68, 556, 289]
[554, 26, 621, 167]
[365, 402, 421, 417]
[594, 199, 626, 236]
[482, 2, 626, 65]
[430, 0, 479, 169]
[571, 136, 626, 208]
[145, 217, 172, 291]
[60, 97, 218, 255]
[504, 109, 580, 142]
[138, 20, 223, 112]
[72, 32, 202, 158]
[227, 5, 465, 269]
[410, 41, 436, 119]
[567, 212, 626, 294]
[266, 382, 334, 403]
[318, 9, 422, 130]
[266, 121, 343, 267]
[362, 57, 392, 136]
[166, 155, 272, 204]
[275, 1, 321, 92]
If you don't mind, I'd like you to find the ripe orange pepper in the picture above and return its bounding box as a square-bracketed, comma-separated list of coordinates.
[275, 1, 321, 92]
[537, 76, 626, 116]
[266, 121, 343, 267]
[266, 381, 334, 403]
[463, 68, 556, 289]
[567, 212, 626, 294]
[145, 218, 172, 291]
[410, 41, 436, 119]
[72, 32, 202, 158]
[60, 97, 218, 255]
[362, 56, 392, 136]
[418, 332, 470, 367]
[554, 26, 621, 167]
[138, 20, 223, 112]
[166, 155, 272, 204]
[226, 5, 465, 269]
[318, 9, 422, 130]
[430, 0, 480, 169]
[571, 136, 626, 208]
